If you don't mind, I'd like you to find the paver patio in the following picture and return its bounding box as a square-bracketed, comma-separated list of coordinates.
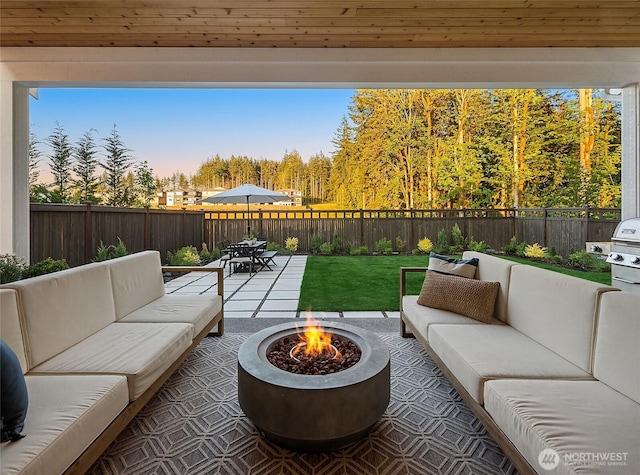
[165, 255, 398, 319]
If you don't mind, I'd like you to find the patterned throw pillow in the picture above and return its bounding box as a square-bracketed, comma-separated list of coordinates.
[428, 252, 478, 279]
[417, 271, 500, 323]
[1, 339, 28, 442]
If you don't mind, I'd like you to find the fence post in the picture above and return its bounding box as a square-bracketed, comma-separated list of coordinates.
[359, 209, 364, 245]
[144, 207, 150, 250]
[181, 208, 186, 247]
[543, 207, 548, 247]
[584, 206, 590, 244]
[84, 202, 92, 264]
[409, 209, 415, 251]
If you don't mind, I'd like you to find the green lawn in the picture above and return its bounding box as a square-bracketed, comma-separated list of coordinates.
[298, 255, 612, 312]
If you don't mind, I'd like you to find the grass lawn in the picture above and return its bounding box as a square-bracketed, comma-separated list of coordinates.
[298, 255, 612, 312]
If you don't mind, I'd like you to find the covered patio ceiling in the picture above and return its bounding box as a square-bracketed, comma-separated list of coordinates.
[1, 0, 640, 48]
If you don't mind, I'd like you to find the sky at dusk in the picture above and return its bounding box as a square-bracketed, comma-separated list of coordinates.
[29, 88, 356, 180]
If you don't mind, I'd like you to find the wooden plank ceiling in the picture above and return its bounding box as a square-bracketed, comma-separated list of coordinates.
[1, 0, 639, 48]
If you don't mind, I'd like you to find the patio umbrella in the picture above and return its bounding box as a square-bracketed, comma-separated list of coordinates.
[202, 184, 291, 236]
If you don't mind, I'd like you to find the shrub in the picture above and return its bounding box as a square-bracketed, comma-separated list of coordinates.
[319, 242, 333, 255]
[94, 241, 112, 262]
[568, 251, 610, 272]
[375, 238, 393, 255]
[311, 234, 322, 254]
[450, 223, 466, 253]
[0, 254, 26, 284]
[502, 236, 528, 257]
[267, 241, 288, 254]
[417, 237, 433, 254]
[349, 246, 369, 256]
[22, 258, 69, 279]
[468, 237, 491, 253]
[433, 229, 449, 254]
[93, 237, 129, 262]
[112, 237, 128, 258]
[524, 243, 547, 259]
[167, 246, 202, 266]
[395, 237, 406, 254]
[285, 236, 299, 253]
[331, 231, 341, 254]
[200, 250, 213, 262]
[545, 255, 564, 265]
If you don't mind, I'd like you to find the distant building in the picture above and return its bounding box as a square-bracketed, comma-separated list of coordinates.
[201, 187, 228, 205]
[275, 188, 303, 206]
[155, 188, 202, 207]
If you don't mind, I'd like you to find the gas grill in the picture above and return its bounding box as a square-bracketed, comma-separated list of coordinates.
[606, 217, 640, 294]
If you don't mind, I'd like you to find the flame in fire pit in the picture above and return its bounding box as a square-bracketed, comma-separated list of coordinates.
[292, 316, 342, 360]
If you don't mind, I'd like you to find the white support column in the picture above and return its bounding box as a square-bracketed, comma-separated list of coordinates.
[0, 77, 30, 261]
[622, 84, 640, 220]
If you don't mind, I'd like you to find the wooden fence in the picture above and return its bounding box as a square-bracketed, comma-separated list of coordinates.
[205, 207, 621, 259]
[30, 204, 620, 267]
[30, 203, 205, 267]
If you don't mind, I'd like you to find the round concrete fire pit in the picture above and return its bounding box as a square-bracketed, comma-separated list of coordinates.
[237, 321, 390, 452]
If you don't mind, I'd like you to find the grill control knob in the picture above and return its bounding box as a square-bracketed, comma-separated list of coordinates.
[610, 253, 624, 261]
[632, 256, 640, 265]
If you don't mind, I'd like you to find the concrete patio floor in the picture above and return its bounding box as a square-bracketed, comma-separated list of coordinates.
[164, 254, 400, 320]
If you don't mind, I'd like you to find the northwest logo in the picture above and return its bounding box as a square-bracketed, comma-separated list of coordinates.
[538, 448, 560, 470]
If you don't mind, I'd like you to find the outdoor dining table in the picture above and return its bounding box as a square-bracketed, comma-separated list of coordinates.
[226, 240, 269, 275]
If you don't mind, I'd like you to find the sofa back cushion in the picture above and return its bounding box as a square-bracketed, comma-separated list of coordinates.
[507, 265, 616, 373]
[0, 289, 28, 373]
[107, 251, 165, 320]
[462, 251, 516, 322]
[6, 263, 116, 367]
[593, 291, 640, 404]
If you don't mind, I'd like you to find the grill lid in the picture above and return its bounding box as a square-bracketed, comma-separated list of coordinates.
[612, 218, 640, 243]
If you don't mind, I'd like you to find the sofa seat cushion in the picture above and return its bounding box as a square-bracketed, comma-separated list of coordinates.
[0, 374, 128, 475]
[118, 294, 223, 339]
[402, 295, 503, 338]
[484, 379, 640, 475]
[30, 323, 192, 401]
[429, 324, 591, 404]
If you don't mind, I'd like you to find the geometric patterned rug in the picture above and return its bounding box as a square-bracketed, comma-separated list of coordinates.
[88, 333, 518, 475]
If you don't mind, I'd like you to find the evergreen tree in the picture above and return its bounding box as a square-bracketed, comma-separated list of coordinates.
[328, 116, 356, 207]
[101, 124, 133, 207]
[72, 129, 100, 204]
[46, 122, 74, 202]
[28, 131, 42, 198]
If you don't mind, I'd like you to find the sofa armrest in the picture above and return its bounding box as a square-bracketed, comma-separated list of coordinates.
[399, 267, 428, 338]
[161, 266, 224, 297]
[400, 267, 428, 297]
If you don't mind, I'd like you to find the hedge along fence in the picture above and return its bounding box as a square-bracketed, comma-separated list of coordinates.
[30, 203, 205, 267]
[30, 204, 620, 268]
[205, 207, 621, 260]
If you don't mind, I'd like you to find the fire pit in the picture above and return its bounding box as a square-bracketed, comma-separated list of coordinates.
[237, 320, 390, 452]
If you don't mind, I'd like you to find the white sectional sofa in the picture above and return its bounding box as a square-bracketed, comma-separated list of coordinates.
[401, 251, 639, 475]
[0, 251, 224, 474]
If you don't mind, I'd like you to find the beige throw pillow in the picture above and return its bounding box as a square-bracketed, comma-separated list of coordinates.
[417, 271, 500, 323]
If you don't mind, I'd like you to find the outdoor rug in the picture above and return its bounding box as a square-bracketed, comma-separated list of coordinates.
[88, 332, 517, 475]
